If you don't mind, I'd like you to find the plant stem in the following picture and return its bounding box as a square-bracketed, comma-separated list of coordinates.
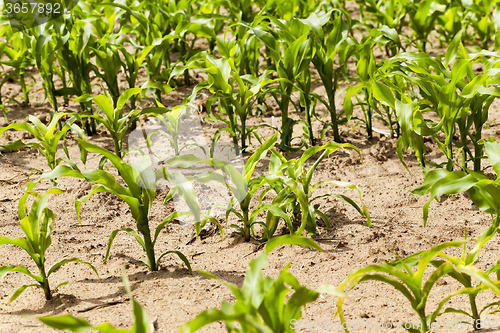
[180, 41, 190, 86]
[243, 209, 250, 242]
[61, 68, 69, 106]
[418, 310, 429, 332]
[474, 119, 483, 172]
[469, 294, 480, 329]
[330, 72, 340, 143]
[446, 141, 454, 171]
[460, 126, 468, 170]
[222, 101, 240, 151]
[38, 265, 51, 300]
[138, 216, 157, 271]
[241, 117, 247, 152]
[279, 84, 293, 148]
[365, 89, 373, 139]
[20, 73, 29, 104]
[143, 231, 157, 271]
[113, 136, 121, 159]
[303, 92, 315, 146]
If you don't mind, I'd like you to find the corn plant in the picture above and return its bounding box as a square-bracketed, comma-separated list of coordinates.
[29, 26, 60, 112]
[250, 20, 313, 150]
[96, 1, 172, 104]
[75, 88, 157, 159]
[309, 9, 354, 143]
[401, 139, 500, 328]
[181, 238, 343, 333]
[263, 142, 370, 240]
[143, 105, 208, 160]
[118, 43, 155, 110]
[168, 132, 280, 242]
[91, 40, 123, 107]
[265, 14, 320, 147]
[0, 113, 87, 170]
[344, 31, 387, 140]
[436, 5, 465, 46]
[171, 14, 220, 86]
[216, 25, 263, 81]
[0, 30, 34, 105]
[463, 0, 500, 49]
[51, 16, 98, 135]
[40, 270, 150, 333]
[174, 53, 277, 152]
[412, 139, 500, 226]
[337, 236, 500, 333]
[218, 17, 263, 79]
[407, 0, 446, 52]
[36, 140, 197, 272]
[390, 51, 500, 172]
[354, 0, 408, 36]
[427, 218, 500, 328]
[0, 188, 98, 301]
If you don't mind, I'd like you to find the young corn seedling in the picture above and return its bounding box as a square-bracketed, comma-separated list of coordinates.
[95, 1, 174, 104]
[29, 26, 60, 112]
[412, 139, 500, 226]
[168, 132, 280, 242]
[37, 140, 197, 272]
[338, 226, 500, 333]
[181, 239, 343, 333]
[91, 41, 123, 107]
[174, 53, 277, 152]
[0, 113, 87, 170]
[463, 0, 499, 49]
[171, 14, 220, 86]
[436, 6, 465, 46]
[0, 30, 35, 105]
[408, 139, 500, 327]
[40, 270, 150, 333]
[52, 16, 98, 135]
[344, 31, 389, 140]
[264, 142, 371, 239]
[337, 241, 472, 333]
[76, 88, 150, 159]
[425, 219, 500, 328]
[407, 0, 446, 52]
[250, 20, 313, 150]
[309, 9, 354, 143]
[118, 43, 155, 110]
[217, 23, 262, 78]
[143, 105, 207, 160]
[0, 188, 98, 301]
[266, 14, 319, 147]
[389, 51, 500, 171]
[354, 0, 408, 36]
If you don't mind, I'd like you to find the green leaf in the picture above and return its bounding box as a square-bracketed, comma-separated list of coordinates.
[265, 235, 323, 254]
[105, 228, 146, 262]
[10, 284, 41, 302]
[316, 284, 345, 297]
[39, 315, 94, 332]
[48, 258, 99, 280]
[0, 265, 43, 283]
[156, 250, 192, 274]
[485, 141, 500, 176]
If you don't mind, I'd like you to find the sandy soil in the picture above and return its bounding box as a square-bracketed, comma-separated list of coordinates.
[1, 13, 500, 333]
